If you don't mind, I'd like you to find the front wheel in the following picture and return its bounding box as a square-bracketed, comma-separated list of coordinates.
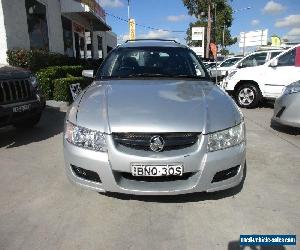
[235, 83, 262, 108]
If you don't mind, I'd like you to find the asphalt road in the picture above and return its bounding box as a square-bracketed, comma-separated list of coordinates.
[0, 104, 299, 250]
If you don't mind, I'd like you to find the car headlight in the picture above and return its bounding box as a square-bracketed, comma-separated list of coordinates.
[64, 121, 107, 152]
[29, 76, 38, 88]
[282, 81, 300, 95]
[227, 70, 237, 79]
[207, 122, 245, 152]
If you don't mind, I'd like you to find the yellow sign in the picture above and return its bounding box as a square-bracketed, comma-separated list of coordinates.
[129, 18, 136, 40]
[271, 36, 281, 47]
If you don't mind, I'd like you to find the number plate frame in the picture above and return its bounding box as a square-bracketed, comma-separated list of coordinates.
[131, 164, 184, 177]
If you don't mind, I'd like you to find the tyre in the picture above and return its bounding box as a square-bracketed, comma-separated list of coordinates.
[13, 112, 42, 129]
[235, 83, 262, 108]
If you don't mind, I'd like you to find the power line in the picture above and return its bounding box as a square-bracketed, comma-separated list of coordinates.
[105, 12, 185, 33]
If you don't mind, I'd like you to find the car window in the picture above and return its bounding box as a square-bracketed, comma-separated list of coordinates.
[219, 58, 241, 67]
[240, 52, 268, 67]
[98, 47, 208, 79]
[277, 48, 296, 67]
[270, 51, 282, 59]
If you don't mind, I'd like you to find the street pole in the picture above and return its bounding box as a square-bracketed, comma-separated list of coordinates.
[213, 3, 218, 85]
[128, 0, 131, 39]
[206, 0, 211, 58]
[222, 23, 225, 50]
[243, 33, 246, 56]
[127, 0, 130, 20]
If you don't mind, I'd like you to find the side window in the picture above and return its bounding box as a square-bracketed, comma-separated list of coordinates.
[270, 51, 281, 59]
[241, 53, 268, 67]
[277, 49, 296, 67]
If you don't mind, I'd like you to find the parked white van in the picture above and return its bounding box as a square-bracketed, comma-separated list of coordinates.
[221, 44, 300, 108]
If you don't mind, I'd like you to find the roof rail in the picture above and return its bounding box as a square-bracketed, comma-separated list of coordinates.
[125, 39, 179, 44]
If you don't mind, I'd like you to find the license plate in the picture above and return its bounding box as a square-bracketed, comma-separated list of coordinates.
[131, 164, 183, 176]
[13, 104, 31, 113]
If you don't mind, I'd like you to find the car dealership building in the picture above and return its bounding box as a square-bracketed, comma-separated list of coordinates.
[0, 0, 117, 64]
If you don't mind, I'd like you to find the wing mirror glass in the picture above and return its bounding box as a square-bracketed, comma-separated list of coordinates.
[82, 70, 94, 78]
[270, 59, 278, 67]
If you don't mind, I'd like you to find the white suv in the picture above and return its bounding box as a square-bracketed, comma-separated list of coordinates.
[210, 50, 282, 80]
[222, 44, 300, 108]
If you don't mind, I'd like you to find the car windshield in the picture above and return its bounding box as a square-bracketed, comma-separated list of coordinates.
[219, 57, 241, 67]
[97, 47, 208, 79]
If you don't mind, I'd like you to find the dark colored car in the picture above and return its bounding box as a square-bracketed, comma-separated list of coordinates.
[0, 65, 45, 128]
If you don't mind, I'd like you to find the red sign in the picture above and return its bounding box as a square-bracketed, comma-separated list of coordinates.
[210, 43, 217, 59]
[75, 0, 106, 20]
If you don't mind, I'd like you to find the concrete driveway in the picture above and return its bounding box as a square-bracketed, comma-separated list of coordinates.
[0, 104, 299, 250]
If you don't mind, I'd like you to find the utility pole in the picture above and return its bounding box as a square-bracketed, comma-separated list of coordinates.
[222, 23, 225, 50]
[127, 0, 130, 20]
[205, 0, 211, 58]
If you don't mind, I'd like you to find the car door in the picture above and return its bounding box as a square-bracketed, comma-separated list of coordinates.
[263, 46, 300, 98]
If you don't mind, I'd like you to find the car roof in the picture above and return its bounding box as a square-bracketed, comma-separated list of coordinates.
[119, 39, 187, 48]
[251, 49, 284, 54]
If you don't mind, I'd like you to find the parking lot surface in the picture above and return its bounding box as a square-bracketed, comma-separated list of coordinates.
[0, 104, 299, 250]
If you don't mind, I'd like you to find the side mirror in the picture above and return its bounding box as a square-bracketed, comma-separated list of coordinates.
[82, 70, 94, 78]
[270, 59, 278, 67]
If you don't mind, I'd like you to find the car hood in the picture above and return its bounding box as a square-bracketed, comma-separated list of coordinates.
[75, 80, 242, 134]
[0, 64, 31, 79]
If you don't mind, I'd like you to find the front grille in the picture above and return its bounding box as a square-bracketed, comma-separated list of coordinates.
[113, 132, 199, 151]
[120, 172, 194, 182]
[0, 79, 33, 104]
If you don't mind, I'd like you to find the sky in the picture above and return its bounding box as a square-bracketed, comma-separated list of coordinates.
[99, 0, 300, 54]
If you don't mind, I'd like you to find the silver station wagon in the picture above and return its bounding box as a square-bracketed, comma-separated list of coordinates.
[63, 39, 246, 195]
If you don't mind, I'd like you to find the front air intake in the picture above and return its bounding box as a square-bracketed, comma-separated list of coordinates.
[71, 165, 101, 183]
[212, 166, 240, 183]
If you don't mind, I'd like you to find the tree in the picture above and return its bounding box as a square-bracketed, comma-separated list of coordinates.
[183, 0, 237, 57]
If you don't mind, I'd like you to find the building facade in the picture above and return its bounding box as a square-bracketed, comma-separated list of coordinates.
[0, 0, 117, 64]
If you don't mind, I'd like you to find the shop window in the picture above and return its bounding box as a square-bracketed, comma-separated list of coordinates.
[98, 36, 103, 59]
[25, 0, 49, 50]
[85, 30, 93, 59]
[62, 16, 74, 57]
[73, 22, 85, 59]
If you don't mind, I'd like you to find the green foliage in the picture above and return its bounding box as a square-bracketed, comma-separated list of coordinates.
[53, 77, 90, 102]
[183, 0, 237, 50]
[6, 49, 75, 71]
[7, 49, 104, 72]
[36, 66, 84, 99]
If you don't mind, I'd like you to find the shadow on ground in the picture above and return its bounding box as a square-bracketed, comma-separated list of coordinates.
[258, 100, 274, 109]
[103, 165, 247, 203]
[228, 240, 286, 250]
[0, 107, 66, 148]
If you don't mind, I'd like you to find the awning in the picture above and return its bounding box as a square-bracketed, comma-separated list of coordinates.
[61, 0, 111, 31]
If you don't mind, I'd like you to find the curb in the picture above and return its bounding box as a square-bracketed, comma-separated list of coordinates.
[46, 100, 69, 112]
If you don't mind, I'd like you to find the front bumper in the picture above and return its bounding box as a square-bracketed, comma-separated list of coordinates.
[272, 94, 300, 128]
[0, 94, 45, 127]
[64, 134, 246, 195]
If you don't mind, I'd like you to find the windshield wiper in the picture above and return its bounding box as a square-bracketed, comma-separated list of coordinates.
[127, 73, 171, 77]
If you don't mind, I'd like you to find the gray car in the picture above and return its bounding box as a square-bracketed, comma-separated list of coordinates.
[63, 40, 246, 195]
[273, 80, 300, 128]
